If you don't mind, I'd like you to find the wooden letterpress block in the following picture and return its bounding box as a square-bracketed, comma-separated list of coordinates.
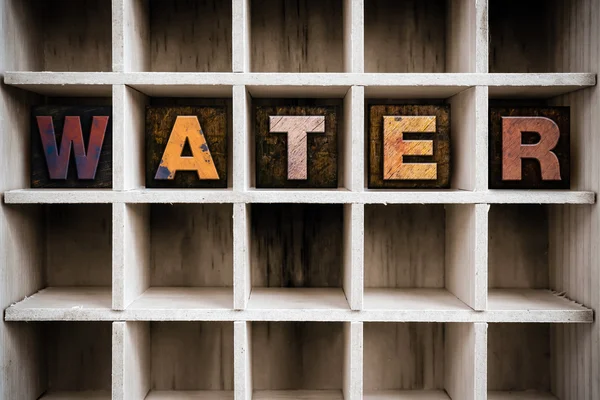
[368, 105, 450, 189]
[146, 106, 227, 188]
[255, 103, 338, 188]
[31, 106, 112, 188]
[489, 107, 570, 189]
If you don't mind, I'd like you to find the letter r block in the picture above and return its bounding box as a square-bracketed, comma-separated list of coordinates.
[368, 105, 450, 189]
[489, 107, 570, 189]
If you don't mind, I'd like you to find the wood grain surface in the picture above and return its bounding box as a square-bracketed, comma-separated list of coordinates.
[489, 107, 570, 189]
[31, 106, 112, 188]
[146, 106, 227, 188]
[369, 105, 450, 189]
[256, 103, 338, 188]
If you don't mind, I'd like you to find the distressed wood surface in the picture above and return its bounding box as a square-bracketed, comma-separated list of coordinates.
[45, 322, 112, 391]
[252, 322, 343, 390]
[251, 204, 342, 288]
[489, 107, 570, 189]
[489, 205, 549, 289]
[250, 0, 343, 72]
[369, 105, 450, 189]
[363, 323, 444, 390]
[365, 0, 446, 73]
[149, 0, 231, 72]
[256, 103, 338, 188]
[488, 323, 550, 392]
[146, 106, 227, 188]
[364, 205, 445, 288]
[31, 106, 112, 188]
[150, 204, 233, 287]
[151, 322, 233, 390]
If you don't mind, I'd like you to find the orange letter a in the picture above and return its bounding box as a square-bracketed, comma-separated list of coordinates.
[155, 116, 219, 180]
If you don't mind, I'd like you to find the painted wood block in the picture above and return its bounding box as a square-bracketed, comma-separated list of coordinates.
[146, 106, 227, 188]
[489, 107, 570, 189]
[31, 106, 112, 188]
[368, 105, 450, 189]
[256, 103, 338, 188]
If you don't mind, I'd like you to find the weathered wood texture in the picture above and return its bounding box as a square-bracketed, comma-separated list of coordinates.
[149, 0, 232, 72]
[150, 322, 233, 390]
[252, 322, 343, 390]
[489, 107, 570, 189]
[250, 0, 343, 72]
[364, 205, 445, 288]
[255, 103, 338, 188]
[38, 0, 112, 71]
[489, 0, 551, 73]
[146, 106, 227, 188]
[150, 204, 233, 287]
[364, 0, 446, 73]
[46, 204, 112, 287]
[45, 322, 112, 391]
[364, 323, 444, 390]
[488, 323, 550, 392]
[31, 106, 112, 188]
[368, 105, 450, 189]
[251, 204, 342, 288]
[489, 205, 549, 289]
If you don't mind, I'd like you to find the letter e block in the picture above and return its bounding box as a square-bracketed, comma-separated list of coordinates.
[31, 106, 112, 188]
[146, 106, 227, 188]
[368, 105, 450, 189]
[256, 104, 338, 188]
[489, 107, 570, 189]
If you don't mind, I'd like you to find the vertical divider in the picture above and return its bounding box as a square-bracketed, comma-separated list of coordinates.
[234, 203, 251, 310]
[343, 203, 363, 310]
[113, 321, 151, 400]
[343, 85, 365, 191]
[232, 0, 251, 72]
[112, 0, 125, 72]
[475, 0, 489, 73]
[234, 321, 253, 400]
[113, 203, 126, 310]
[475, 86, 489, 191]
[445, 203, 488, 310]
[343, 321, 363, 400]
[343, 0, 364, 73]
[112, 0, 151, 72]
[233, 85, 251, 191]
[445, 322, 487, 400]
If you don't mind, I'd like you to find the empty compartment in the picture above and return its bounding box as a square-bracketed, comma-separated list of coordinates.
[488, 323, 558, 399]
[7, 0, 111, 72]
[489, 0, 586, 73]
[126, 204, 234, 309]
[365, 0, 446, 73]
[250, 0, 344, 72]
[252, 321, 344, 398]
[248, 204, 348, 309]
[32, 322, 112, 399]
[146, 0, 232, 72]
[363, 205, 474, 311]
[364, 322, 478, 399]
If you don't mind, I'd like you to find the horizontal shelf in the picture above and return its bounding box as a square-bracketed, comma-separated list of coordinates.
[5, 288, 592, 323]
[487, 392, 558, 400]
[253, 390, 343, 400]
[3, 72, 596, 98]
[363, 390, 451, 400]
[145, 391, 234, 400]
[4, 189, 595, 205]
[40, 391, 111, 400]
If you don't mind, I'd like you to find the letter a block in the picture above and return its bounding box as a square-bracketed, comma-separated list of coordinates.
[368, 105, 450, 189]
[256, 104, 338, 188]
[489, 107, 570, 189]
[31, 106, 112, 188]
[146, 106, 227, 188]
